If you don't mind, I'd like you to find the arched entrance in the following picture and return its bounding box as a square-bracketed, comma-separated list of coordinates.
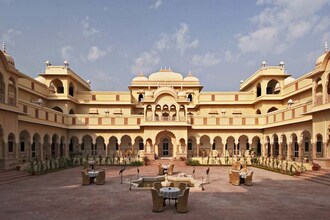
[155, 130, 176, 158]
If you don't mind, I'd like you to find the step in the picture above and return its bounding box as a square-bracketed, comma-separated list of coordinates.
[0, 171, 30, 181]
[0, 175, 33, 186]
[301, 177, 330, 187]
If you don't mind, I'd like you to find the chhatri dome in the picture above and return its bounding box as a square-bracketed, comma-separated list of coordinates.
[148, 67, 183, 81]
[1, 42, 15, 68]
[132, 72, 148, 82]
[184, 72, 199, 82]
[315, 42, 329, 66]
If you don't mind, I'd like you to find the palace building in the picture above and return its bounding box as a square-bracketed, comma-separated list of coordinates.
[0, 43, 330, 169]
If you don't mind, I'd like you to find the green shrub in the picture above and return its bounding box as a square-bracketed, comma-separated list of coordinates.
[130, 161, 143, 166]
[186, 159, 201, 166]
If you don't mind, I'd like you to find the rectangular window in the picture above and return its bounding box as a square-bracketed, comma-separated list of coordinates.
[304, 142, 309, 152]
[139, 143, 144, 151]
[316, 142, 322, 153]
[20, 142, 25, 152]
[188, 142, 193, 151]
[8, 141, 14, 152]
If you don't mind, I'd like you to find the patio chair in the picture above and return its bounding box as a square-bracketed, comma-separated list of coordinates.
[178, 182, 187, 194]
[176, 187, 190, 213]
[244, 171, 254, 186]
[83, 161, 89, 169]
[167, 164, 174, 175]
[81, 170, 90, 186]
[231, 170, 241, 186]
[95, 169, 106, 185]
[241, 163, 248, 172]
[228, 169, 233, 183]
[153, 182, 162, 192]
[234, 161, 241, 171]
[158, 163, 163, 175]
[151, 188, 164, 212]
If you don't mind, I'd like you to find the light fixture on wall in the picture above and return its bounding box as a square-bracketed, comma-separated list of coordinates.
[104, 110, 110, 116]
[221, 109, 226, 115]
[287, 99, 294, 107]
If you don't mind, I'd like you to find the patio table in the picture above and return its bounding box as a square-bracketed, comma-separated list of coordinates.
[88, 171, 99, 183]
[159, 187, 180, 206]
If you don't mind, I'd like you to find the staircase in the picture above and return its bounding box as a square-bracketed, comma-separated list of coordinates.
[0, 169, 33, 186]
[299, 169, 330, 186]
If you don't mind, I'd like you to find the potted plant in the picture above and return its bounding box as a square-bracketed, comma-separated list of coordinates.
[312, 163, 321, 171]
[143, 156, 150, 165]
[16, 163, 21, 171]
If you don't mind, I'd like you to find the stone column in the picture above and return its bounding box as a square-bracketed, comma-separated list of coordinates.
[279, 142, 283, 158]
[196, 138, 200, 157]
[4, 142, 8, 159]
[270, 143, 274, 157]
[312, 142, 316, 159]
[39, 142, 43, 161]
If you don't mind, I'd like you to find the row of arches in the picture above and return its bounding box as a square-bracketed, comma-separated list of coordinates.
[0, 125, 328, 162]
[145, 104, 187, 121]
[0, 72, 16, 106]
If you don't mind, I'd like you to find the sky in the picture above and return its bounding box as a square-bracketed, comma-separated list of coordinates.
[0, 0, 329, 91]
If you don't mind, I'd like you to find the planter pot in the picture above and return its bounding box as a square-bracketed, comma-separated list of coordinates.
[312, 167, 318, 171]
[295, 172, 301, 176]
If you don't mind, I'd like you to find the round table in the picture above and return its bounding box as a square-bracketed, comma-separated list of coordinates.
[159, 187, 180, 207]
[159, 187, 180, 199]
[88, 171, 99, 183]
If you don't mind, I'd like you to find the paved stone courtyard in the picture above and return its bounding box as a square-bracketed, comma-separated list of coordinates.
[0, 161, 329, 220]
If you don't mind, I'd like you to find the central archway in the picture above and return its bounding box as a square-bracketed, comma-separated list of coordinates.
[155, 130, 176, 158]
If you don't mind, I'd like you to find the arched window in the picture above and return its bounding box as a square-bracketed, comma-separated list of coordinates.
[138, 94, 144, 102]
[267, 107, 278, 113]
[52, 106, 63, 112]
[304, 137, 310, 152]
[316, 134, 323, 153]
[256, 83, 261, 97]
[8, 133, 15, 153]
[8, 77, 16, 106]
[69, 109, 75, 114]
[187, 94, 192, 102]
[0, 72, 5, 103]
[69, 82, 74, 96]
[212, 140, 216, 150]
[188, 139, 192, 151]
[266, 79, 279, 94]
[49, 79, 64, 94]
[139, 139, 144, 150]
[256, 109, 261, 114]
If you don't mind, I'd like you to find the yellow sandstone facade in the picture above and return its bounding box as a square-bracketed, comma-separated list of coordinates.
[0, 44, 330, 169]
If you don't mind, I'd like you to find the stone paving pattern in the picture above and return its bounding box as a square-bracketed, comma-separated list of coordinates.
[0, 160, 329, 220]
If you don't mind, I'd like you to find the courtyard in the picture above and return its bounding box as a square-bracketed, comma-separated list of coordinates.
[0, 161, 329, 220]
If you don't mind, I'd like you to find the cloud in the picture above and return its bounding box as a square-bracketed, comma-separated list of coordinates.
[131, 50, 160, 74]
[82, 16, 99, 38]
[61, 45, 73, 60]
[237, 0, 329, 54]
[2, 28, 22, 46]
[154, 34, 170, 51]
[87, 46, 107, 62]
[149, 0, 163, 9]
[191, 52, 221, 66]
[131, 23, 199, 73]
[173, 23, 199, 55]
